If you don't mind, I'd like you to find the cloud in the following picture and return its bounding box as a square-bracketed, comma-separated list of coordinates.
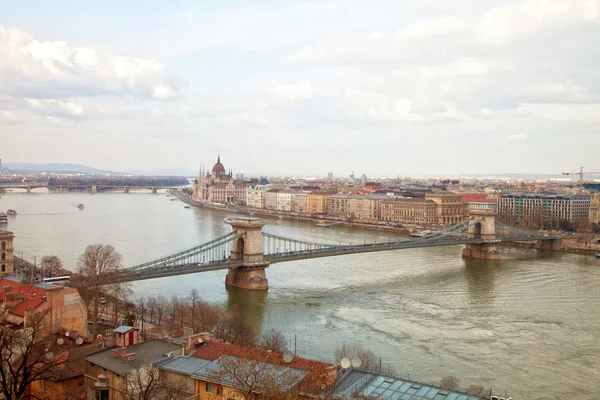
[284, 0, 600, 112]
[508, 133, 529, 141]
[0, 25, 185, 100]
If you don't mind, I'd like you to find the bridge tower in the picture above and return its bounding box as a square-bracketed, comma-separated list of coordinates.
[462, 210, 501, 260]
[225, 217, 269, 290]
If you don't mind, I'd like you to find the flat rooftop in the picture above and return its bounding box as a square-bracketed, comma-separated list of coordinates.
[86, 339, 181, 376]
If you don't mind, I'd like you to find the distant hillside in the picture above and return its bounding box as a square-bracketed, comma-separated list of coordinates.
[3, 163, 125, 175]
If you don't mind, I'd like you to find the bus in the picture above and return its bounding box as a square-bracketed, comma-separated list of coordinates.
[42, 276, 71, 283]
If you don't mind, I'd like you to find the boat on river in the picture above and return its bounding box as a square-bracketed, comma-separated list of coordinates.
[596, 254, 600, 259]
[409, 229, 434, 238]
[0, 213, 7, 224]
[6, 209, 17, 215]
[184, 205, 191, 209]
[316, 221, 335, 227]
[77, 203, 84, 210]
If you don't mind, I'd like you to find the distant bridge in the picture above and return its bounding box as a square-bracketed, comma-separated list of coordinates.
[110, 211, 561, 289]
[0, 183, 182, 193]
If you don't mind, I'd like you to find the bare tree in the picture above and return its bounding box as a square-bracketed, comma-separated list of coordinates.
[40, 255, 65, 278]
[465, 385, 488, 397]
[155, 295, 168, 327]
[75, 244, 129, 330]
[146, 296, 157, 324]
[261, 329, 287, 353]
[125, 364, 190, 400]
[207, 347, 300, 400]
[0, 312, 76, 400]
[440, 375, 459, 391]
[196, 302, 223, 333]
[213, 304, 254, 346]
[190, 289, 201, 331]
[335, 343, 395, 375]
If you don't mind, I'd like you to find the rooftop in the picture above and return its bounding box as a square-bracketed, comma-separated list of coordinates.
[85, 339, 181, 376]
[0, 278, 48, 317]
[332, 370, 486, 400]
[0, 229, 13, 235]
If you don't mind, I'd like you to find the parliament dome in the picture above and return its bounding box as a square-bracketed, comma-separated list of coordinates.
[212, 155, 226, 175]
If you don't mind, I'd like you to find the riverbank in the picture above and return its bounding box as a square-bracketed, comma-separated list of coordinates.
[170, 191, 412, 234]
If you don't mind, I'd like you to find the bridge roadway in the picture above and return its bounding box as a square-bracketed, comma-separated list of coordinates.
[0, 184, 180, 192]
[115, 234, 555, 283]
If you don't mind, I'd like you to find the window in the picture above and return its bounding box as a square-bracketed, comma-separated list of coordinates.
[1, 253, 4, 261]
[1, 265, 4, 272]
[217, 386, 223, 395]
[1, 242, 4, 250]
[206, 382, 215, 393]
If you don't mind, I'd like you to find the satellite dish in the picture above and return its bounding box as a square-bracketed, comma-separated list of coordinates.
[45, 352, 54, 359]
[340, 358, 351, 369]
[351, 357, 362, 368]
[57, 338, 65, 345]
[65, 331, 70, 337]
[97, 334, 103, 341]
[76, 337, 84, 345]
[283, 351, 294, 363]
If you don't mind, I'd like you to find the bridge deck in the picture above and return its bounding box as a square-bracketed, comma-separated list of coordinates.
[113, 234, 556, 283]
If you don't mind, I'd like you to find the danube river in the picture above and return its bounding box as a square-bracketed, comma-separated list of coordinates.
[2, 190, 599, 399]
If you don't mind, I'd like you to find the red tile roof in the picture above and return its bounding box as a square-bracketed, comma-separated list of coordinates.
[192, 342, 337, 394]
[192, 341, 331, 372]
[462, 193, 488, 200]
[0, 279, 47, 317]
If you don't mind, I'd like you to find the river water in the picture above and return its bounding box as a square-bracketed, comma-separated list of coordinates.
[1, 190, 599, 399]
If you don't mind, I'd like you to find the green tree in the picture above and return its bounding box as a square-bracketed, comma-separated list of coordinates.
[122, 312, 136, 327]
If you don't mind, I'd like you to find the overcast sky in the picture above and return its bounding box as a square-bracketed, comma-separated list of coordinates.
[1, 0, 599, 176]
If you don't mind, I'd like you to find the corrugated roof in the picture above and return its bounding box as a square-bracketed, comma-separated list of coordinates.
[114, 326, 135, 334]
[159, 355, 213, 374]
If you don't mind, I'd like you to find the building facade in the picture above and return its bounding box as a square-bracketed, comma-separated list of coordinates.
[589, 193, 600, 226]
[84, 330, 183, 400]
[307, 192, 335, 214]
[294, 192, 309, 213]
[497, 193, 591, 228]
[246, 185, 268, 209]
[327, 194, 350, 217]
[0, 278, 88, 336]
[347, 195, 386, 220]
[192, 156, 248, 204]
[380, 198, 437, 225]
[425, 192, 468, 225]
[0, 229, 14, 278]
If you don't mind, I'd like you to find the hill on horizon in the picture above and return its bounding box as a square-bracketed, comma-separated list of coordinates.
[3, 162, 127, 175]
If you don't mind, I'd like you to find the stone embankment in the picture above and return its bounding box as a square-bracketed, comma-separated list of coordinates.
[170, 191, 411, 234]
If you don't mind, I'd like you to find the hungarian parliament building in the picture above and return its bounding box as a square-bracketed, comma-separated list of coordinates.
[192, 155, 252, 204]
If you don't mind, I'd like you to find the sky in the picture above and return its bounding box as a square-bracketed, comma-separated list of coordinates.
[1, 0, 599, 177]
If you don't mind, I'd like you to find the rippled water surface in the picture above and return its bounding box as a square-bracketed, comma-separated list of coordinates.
[2, 190, 599, 399]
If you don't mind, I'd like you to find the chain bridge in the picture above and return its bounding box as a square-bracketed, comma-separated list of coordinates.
[113, 211, 560, 290]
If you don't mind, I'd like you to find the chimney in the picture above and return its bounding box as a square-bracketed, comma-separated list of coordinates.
[2, 285, 12, 293]
[112, 347, 127, 358]
[5, 292, 24, 307]
[121, 353, 137, 363]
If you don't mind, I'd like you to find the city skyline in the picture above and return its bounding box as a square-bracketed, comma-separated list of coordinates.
[2, 0, 599, 175]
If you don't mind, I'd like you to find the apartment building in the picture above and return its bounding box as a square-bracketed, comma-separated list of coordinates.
[380, 198, 437, 225]
[246, 185, 268, 209]
[497, 193, 591, 228]
[347, 195, 387, 220]
[327, 194, 350, 217]
[308, 192, 335, 214]
[425, 192, 468, 225]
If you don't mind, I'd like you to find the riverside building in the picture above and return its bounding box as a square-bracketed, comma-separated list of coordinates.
[497, 193, 591, 228]
[192, 155, 248, 204]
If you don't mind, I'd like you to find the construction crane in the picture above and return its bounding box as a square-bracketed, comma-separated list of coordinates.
[562, 167, 600, 194]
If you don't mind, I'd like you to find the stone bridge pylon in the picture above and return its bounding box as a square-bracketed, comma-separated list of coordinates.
[462, 210, 501, 260]
[225, 217, 269, 290]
